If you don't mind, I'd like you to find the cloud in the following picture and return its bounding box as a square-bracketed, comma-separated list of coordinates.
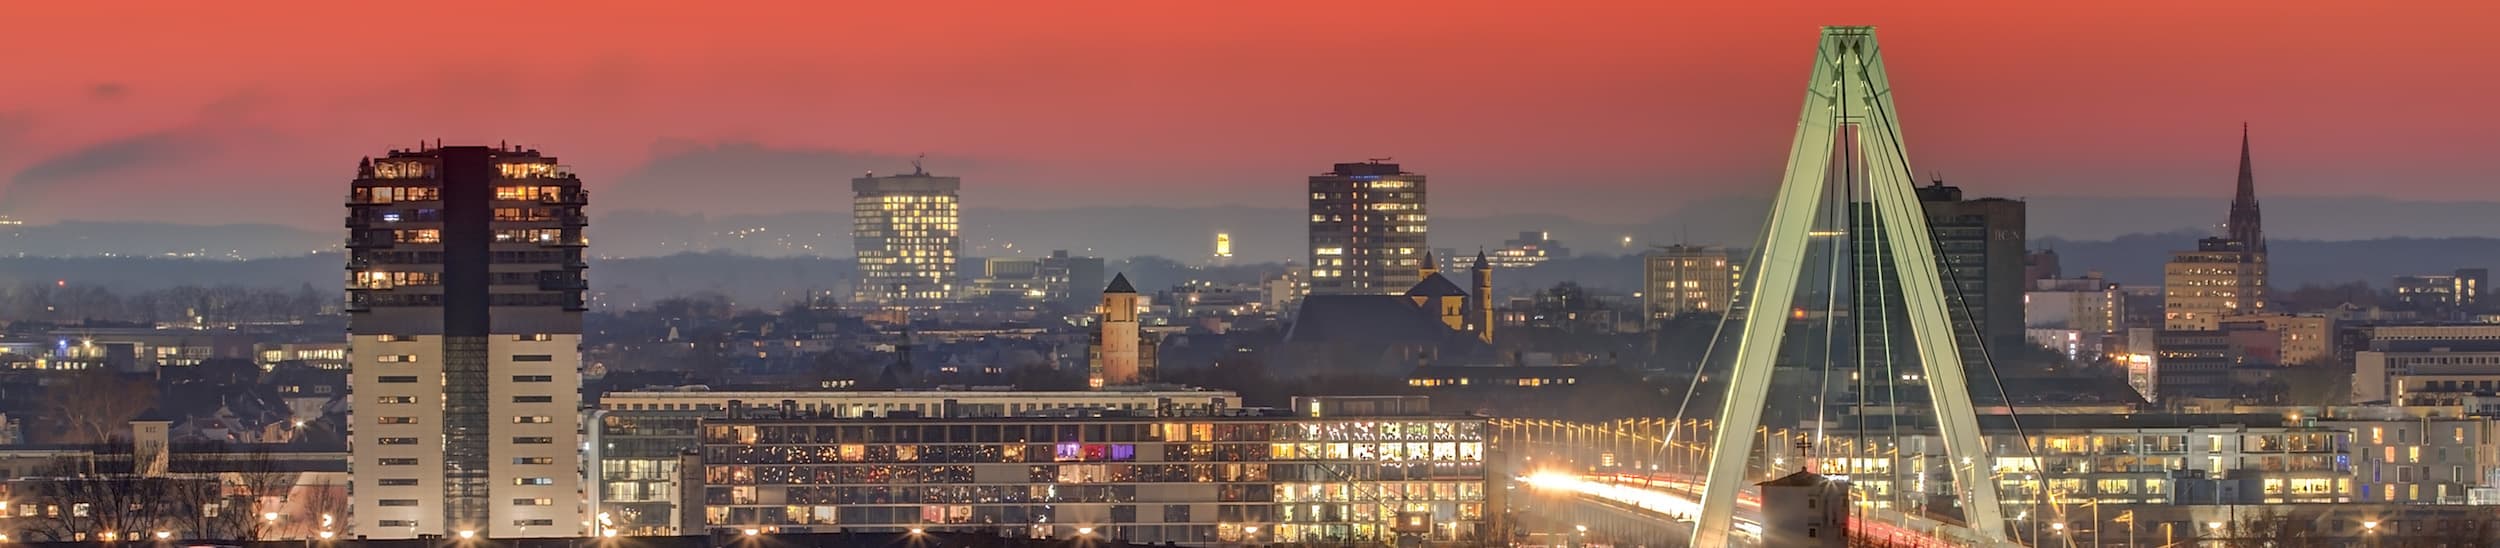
[88, 82, 128, 101]
[0, 90, 275, 214]
[604, 139, 981, 214]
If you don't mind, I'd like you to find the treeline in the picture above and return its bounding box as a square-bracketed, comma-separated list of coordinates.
[0, 282, 333, 326]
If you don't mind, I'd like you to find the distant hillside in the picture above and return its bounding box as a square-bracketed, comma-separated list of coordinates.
[15, 195, 2500, 262]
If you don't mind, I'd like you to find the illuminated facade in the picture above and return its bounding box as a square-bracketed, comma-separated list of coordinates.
[1775, 415, 2354, 523]
[2163, 242, 2267, 330]
[1307, 161, 1427, 295]
[1486, 231, 1567, 269]
[694, 414, 1488, 545]
[853, 168, 961, 307]
[2394, 269, 2488, 310]
[1640, 245, 1735, 323]
[345, 145, 588, 539]
[587, 388, 1241, 536]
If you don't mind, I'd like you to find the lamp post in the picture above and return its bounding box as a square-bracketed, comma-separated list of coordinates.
[2363, 520, 2379, 548]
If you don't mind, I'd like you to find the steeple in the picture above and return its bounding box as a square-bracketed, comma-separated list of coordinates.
[1469, 250, 1493, 344]
[2227, 123, 2264, 252]
[1418, 250, 1439, 279]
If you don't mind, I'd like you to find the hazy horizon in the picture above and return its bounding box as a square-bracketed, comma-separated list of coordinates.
[4, 1, 2494, 228]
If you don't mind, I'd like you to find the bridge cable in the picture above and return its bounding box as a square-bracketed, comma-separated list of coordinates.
[1856, 54, 2051, 543]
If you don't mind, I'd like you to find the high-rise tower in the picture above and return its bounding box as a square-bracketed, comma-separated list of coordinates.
[852, 163, 962, 307]
[1307, 161, 1427, 295]
[346, 144, 587, 539]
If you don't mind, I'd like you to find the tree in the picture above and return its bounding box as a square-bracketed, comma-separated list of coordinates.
[36, 369, 159, 445]
[19, 454, 181, 542]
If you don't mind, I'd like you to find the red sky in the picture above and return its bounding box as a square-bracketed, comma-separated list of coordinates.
[1, 1, 2492, 226]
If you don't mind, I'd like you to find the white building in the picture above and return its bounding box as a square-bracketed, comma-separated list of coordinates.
[346, 145, 589, 539]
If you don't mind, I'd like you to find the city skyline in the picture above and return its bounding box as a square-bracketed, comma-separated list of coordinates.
[2, 1, 2494, 228]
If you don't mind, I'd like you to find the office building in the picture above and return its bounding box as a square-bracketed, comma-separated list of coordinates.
[345, 144, 588, 539]
[2395, 269, 2489, 310]
[2354, 325, 2500, 405]
[1307, 161, 1427, 295]
[1042, 250, 1107, 310]
[586, 388, 1239, 536]
[1641, 245, 1736, 323]
[1853, 181, 2026, 371]
[2218, 314, 2331, 366]
[2321, 411, 2500, 504]
[693, 410, 1489, 545]
[2162, 241, 2267, 330]
[2163, 127, 2270, 330]
[853, 164, 962, 307]
[1486, 231, 1567, 269]
[2152, 330, 2239, 399]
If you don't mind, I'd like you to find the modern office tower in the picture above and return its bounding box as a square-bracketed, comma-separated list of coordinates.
[1642, 245, 1736, 323]
[345, 144, 587, 539]
[1214, 232, 1233, 260]
[2163, 127, 2270, 330]
[852, 164, 962, 307]
[1041, 250, 1107, 309]
[2162, 240, 2267, 330]
[1307, 161, 1427, 295]
[1853, 181, 2026, 370]
[1090, 274, 1145, 387]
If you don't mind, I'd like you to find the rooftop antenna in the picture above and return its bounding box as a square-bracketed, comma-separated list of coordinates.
[911, 154, 926, 176]
[1367, 157, 1394, 163]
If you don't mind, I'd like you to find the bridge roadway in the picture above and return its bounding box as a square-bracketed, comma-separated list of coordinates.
[1521, 470, 2017, 547]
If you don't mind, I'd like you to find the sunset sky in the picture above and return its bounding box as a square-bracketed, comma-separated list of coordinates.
[2, 1, 2491, 227]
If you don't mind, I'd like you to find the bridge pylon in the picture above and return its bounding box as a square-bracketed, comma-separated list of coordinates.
[1688, 26, 2008, 547]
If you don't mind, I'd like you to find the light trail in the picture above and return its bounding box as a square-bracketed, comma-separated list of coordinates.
[1520, 471, 1762, 536]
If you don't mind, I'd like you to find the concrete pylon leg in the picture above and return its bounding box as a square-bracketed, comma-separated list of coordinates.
[1689, 26, 2008, 547]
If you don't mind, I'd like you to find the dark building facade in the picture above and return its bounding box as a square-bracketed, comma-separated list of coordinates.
[1852, 181, 2027, 373]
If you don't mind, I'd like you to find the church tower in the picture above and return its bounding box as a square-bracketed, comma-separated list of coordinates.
[2227, 123, 2265, 253]
[1090, 274, 1142, 388]
[1470, 251, 1493, 344]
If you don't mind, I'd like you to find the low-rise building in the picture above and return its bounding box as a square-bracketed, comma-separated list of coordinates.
[691, 409, 1490, 545]
[589, 388, 1241, 536]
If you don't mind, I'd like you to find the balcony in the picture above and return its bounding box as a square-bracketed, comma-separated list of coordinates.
[548, 189, 589, 205]
[346, 233, 394, 249]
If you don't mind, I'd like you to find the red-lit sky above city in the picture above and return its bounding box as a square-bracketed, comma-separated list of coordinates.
[1, 1, 2492, 226]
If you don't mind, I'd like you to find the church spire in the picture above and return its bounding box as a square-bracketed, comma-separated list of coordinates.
[2227, 123, 2265, 252]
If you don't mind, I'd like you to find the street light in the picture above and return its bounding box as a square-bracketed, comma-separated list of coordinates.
[317, 531, 335, 540]
[2051, 523, 2065, 534]
[1575, 525, 1587, 533]
[458, 530, 477, 540]
[1076, 527, 1095, 536]
[155, 531, 172, 540]
[908, 528, 925, 536]
[2362, 520, 2378, 532]
[742, 529, 760, 537]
